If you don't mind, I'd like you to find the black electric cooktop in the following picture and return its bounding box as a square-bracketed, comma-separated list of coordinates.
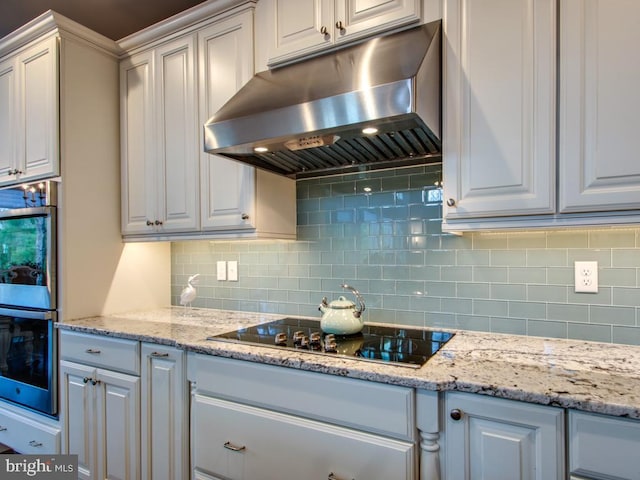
[208, 317, 454, 368]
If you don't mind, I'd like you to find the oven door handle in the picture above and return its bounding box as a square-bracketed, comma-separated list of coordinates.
[0, 307, 53, 320]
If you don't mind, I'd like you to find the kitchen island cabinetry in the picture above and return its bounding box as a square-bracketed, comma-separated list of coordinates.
[188, 354, 417, 480]
[262, 0, 421, 66]
[443, 392, 565, 480]
[59, 331, 141, 480]
[569, 410, 640, 480]
[0, 35, 58, 186]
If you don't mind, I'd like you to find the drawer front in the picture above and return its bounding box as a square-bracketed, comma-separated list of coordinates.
[190, 354, 414, 440]
[60, 331, 140, 375]
[569, 410, 640, 480]
[192, 394, 415, 480]
[0, 408, 60, 454]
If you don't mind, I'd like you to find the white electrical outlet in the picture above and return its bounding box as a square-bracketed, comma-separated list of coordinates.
[216, 261, 227, 281]
[228, 261, 238, 282]
[574, 261, 598, 293]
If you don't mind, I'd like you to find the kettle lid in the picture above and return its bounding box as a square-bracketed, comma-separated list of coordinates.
[327, 296, 355, 309]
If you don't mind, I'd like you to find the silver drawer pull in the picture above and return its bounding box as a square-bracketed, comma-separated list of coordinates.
[85, 349, 101, 354]
[150, 352, 169, 357]
[223, 441, 246, 452]
[0, 426, 7, 431]
[328, 474, 354, 480]
[29, 440, 43, 447]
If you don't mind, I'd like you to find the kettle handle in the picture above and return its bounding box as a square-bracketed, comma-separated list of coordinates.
[341, 284, 365, 318]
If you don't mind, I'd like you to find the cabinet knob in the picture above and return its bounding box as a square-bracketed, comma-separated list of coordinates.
[82, 377, 90, 384]
[446, 198, 456, 207]
[450, 408, 463, 421]
[154, 220, 163, 226]
[28, 440, 43, 447]
[223, 441, 246, 452]
[241, 213, 249, 220]
[320, 26, 328, 35]
[335, 20, 345, 31]
[146, 220, 154, 226]
[0, 425, 7, 431]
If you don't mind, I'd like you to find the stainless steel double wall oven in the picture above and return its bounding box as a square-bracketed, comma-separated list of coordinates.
[0, 181, 57, 416]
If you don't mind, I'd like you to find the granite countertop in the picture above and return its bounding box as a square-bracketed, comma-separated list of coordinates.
[56, 307, 640, 419]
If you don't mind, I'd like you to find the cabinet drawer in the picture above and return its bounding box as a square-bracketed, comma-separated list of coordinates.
[192, 394, 415, 480]
[60, 331, 140, 375]
[189, 354, 414, 441]
[0, 407, 60, 454]
[569, 410, 640, 480]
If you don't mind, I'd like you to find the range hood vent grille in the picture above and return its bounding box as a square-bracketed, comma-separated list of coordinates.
[222, 126, 441, 179]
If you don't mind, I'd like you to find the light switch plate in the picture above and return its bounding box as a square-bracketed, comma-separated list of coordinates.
[216, 261, 227, 281]
[227, 261, 238, 282]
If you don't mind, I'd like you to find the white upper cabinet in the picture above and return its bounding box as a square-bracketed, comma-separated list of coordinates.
[443, 0, 640, 230]
[559, 0, 640, 213]
[266, 0, 422, 65]
[0, 35, 59, 186]
[120, 2, 296, 240]
[442, 0, 556, 221]
[121, 34, 198, 236]
[198, 12, 257, 231]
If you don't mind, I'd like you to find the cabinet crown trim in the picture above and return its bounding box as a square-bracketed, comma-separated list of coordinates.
[0, 10, 120, 58]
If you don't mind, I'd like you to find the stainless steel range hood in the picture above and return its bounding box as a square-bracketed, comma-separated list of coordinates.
[204, 21, 441, 179]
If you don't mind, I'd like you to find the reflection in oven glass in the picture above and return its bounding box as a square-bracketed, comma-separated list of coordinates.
[0, 316, 48, 389]
[0, 215, 48, 287]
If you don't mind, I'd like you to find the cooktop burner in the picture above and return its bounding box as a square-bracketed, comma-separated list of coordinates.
[208, 317, 454, 368]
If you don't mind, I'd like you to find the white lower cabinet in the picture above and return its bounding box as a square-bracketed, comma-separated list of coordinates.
[60, 359, 140, 480]
[443, 392, 565, 480]
[569, 410, 640, 480]
[193, 394, 414, 480]
[60, 332, 190, 480]
[140, 343, 188, 480]
[188, 354, 417, 480]
[59, 331, 141, 480]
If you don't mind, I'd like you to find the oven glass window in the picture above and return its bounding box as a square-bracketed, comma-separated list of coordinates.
[0, 215, 49, 287]
[0, 314, 50, 389]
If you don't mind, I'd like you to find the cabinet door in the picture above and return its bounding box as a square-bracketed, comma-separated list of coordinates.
[192, 394, 415, 480]
[444, 392, 564, 480]
[121, 50, 157, 234]
[96, 368, 141, 480]
[15, 36, 59, 183]
[559, 0, 640, 212]
[198, 11, 257, 231]
[60, 360, 98, 480]
[0, 57, 17, 184]
[141, 344, 188, 480]
[334, 0, 421, 45]
[268, 0, 333, 64]
[154, 35, 199, 233]
[442, 0, 556, 219]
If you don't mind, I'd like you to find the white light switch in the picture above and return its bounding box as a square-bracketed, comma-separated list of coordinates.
[228, 261, 238, 282]
[216, 261, 227, 281]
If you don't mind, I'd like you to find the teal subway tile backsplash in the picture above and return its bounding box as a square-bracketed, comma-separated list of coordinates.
[171, 165, 640, 344]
